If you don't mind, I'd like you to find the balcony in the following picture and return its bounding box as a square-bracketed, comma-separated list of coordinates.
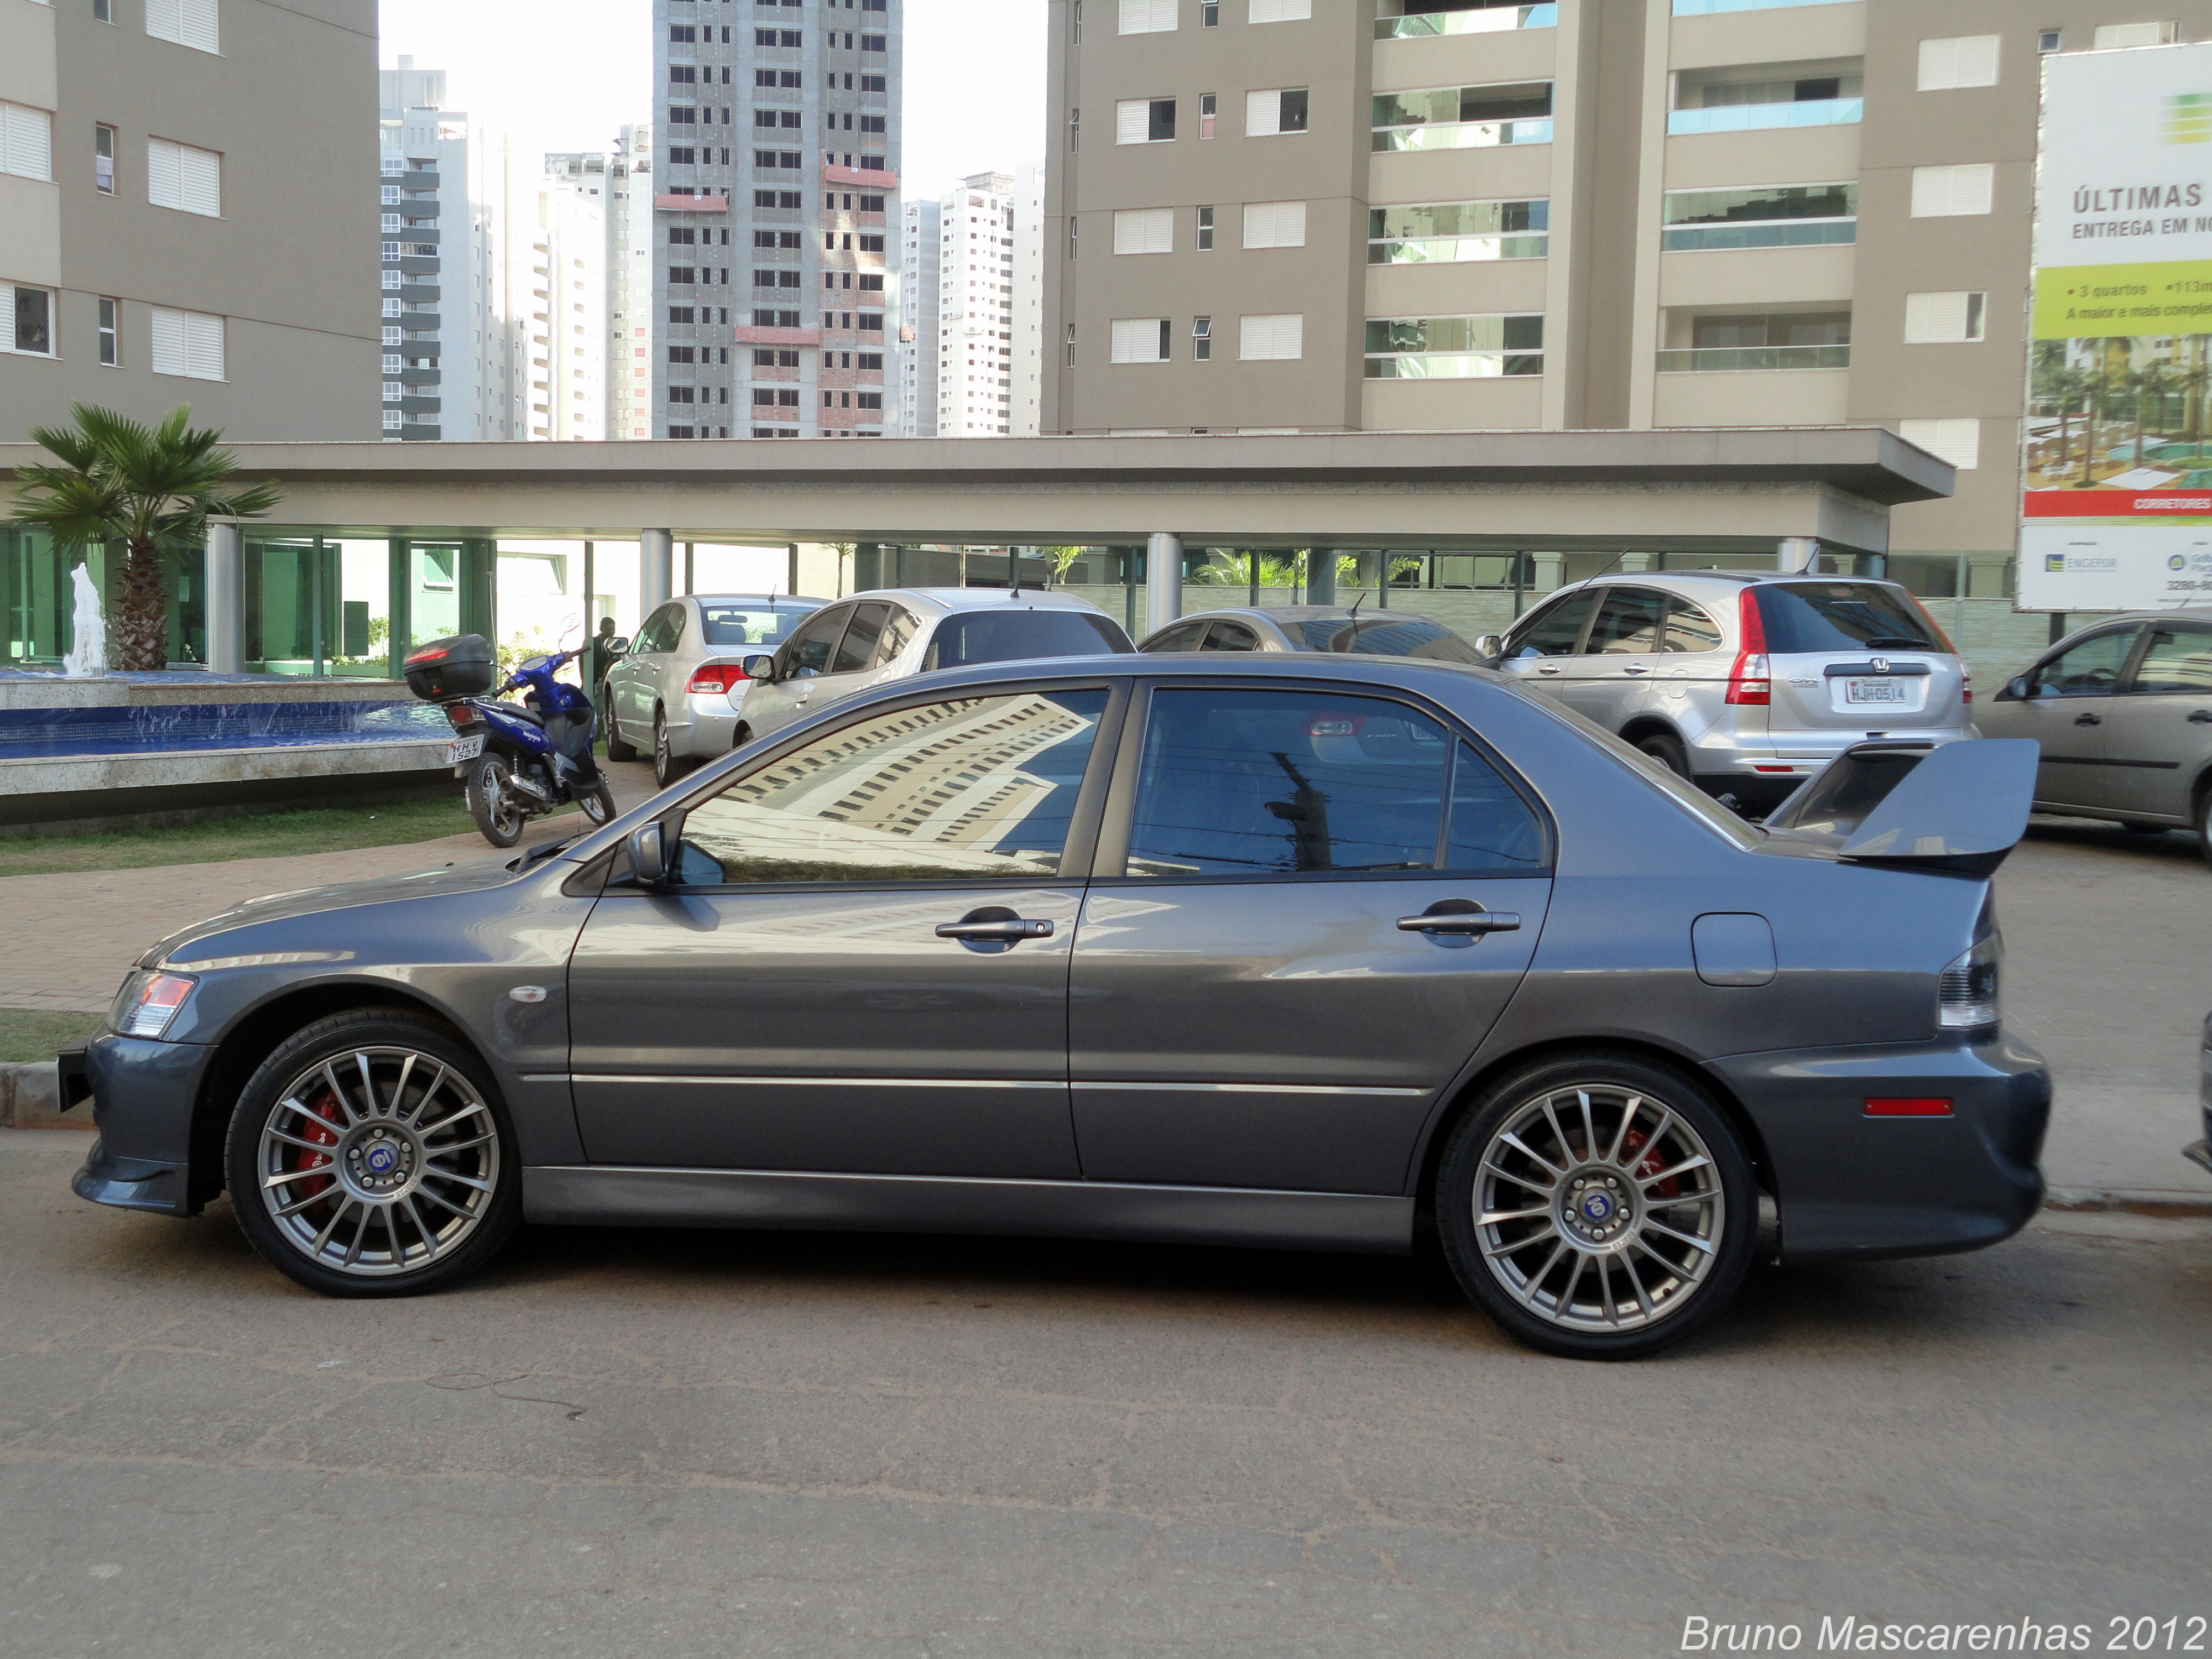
[1656, 345, 1849, 372]
[1673, 0, 1856, 12]
[656, 192, 729, 212]
[1374, 83, 1554, 153]
[1377, 4, 1555, 37]
[825, 160, 898, 188]
[1667, 98, 1860, 135]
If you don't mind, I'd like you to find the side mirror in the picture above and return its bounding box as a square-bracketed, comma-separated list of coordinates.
[602, 636, 630, 656]
[741, 653, 778, 682]
[1471, 633, 1504, 660]
[628, 821, 667, 885]
[2002, 675, 2031, 702]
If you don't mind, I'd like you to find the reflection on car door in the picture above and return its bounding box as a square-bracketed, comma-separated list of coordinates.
[1554, 586, 1666, 730]
[2011, 625, 2137, 810]
[1068, 684, 1552, 1194]
[621, 604, 680, 732]
[2101, 621, 2212, 820]
[568, 682, 1119, 1176]
[1202, 619, 1262, 652]
[1494, 589, 1597, 701]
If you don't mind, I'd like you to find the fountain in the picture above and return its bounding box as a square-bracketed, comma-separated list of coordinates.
[61, 563, 107, 678]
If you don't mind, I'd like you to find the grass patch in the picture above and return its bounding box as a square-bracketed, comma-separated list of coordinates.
[0, 1007, 105, 1065]
[0, 795, 579, 880]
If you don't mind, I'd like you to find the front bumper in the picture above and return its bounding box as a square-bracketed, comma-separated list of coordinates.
[68, 1030, 218, 1218]
[1703, 1031, 2050, 1264]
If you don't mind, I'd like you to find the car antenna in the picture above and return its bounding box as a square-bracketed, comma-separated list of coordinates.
[1334, 591, 1365, 652]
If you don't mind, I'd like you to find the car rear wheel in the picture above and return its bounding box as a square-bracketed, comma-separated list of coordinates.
[1436, 1053, 1757, 1360]
[653, 709, 692, 790]
[1633, 732, 1692, 781]
[225, 1011, 520, 1298]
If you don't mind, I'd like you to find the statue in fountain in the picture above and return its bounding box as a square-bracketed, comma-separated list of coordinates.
[62, 563, 108, 678]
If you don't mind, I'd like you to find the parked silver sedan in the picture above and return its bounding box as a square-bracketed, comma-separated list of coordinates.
[1140, 606, 1485, 662]
[1975, 609, 2212, 864]
[732, 587, 1134, 743]
[599, 593, 828, 788]
[1483, 572, 1976, 811]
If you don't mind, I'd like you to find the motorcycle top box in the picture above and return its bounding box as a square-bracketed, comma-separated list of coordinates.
[404, 634, 498, 701]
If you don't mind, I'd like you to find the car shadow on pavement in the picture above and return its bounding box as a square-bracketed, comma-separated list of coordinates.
[2021, 815, 2205, 867]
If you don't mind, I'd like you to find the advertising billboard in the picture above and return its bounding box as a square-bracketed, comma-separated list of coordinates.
[2021, 41, 2212, 610]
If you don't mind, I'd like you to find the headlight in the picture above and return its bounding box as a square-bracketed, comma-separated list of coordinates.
[1937, 934, 2001, 1030]
[112, 971, 199, 1040]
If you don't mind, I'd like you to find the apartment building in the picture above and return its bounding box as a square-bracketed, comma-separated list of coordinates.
[935, 171, 1020, 436]
[530, 160, 609, 442]
[898, 194, 941, 433]
[1, 0, 378, 440]
[609, 123, 654, 440]
[650, 0, 904, 440]
[1044, 0, 2212, 576]
[1012, 156, 1047, 435]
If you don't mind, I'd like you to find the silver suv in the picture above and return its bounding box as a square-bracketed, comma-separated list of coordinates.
[1484, 572, 1975, 809]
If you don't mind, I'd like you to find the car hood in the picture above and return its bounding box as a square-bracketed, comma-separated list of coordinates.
[147, 854, 528, 968]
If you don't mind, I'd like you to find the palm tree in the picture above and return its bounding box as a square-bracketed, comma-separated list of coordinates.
[2128, 361, 2180, 467]
[2048, 364, 2096, 483]
[8, 404, 281, 672]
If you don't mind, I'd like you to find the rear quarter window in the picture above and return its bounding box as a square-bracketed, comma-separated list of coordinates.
[1754, 582, 1945, 654]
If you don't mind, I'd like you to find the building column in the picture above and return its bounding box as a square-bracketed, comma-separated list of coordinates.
[386, 538, 412, 679]
[1146, 531, 1182, 629]
[1306, 547, 1337, 607]
[1525, 551, 1567, 596]
[640, 528, 674, 614]
[1778, 537, 1820, 573]
[204, 521, 243, 674]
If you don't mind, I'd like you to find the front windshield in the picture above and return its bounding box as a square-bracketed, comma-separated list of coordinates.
[701, 604, 818, 649]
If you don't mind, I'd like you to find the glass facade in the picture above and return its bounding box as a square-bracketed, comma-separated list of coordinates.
[1662, 184, 1856, 251]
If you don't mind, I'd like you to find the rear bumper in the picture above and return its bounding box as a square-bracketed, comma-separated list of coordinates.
[68, 1031, 216, 1218]
[1703, 1031, 2049, 1264]
[669, 690, 743, 758]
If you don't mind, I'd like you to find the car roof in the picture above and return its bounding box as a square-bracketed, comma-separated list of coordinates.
[2059, 608, 2212, 625]
[1167, 605, 1426, 624]
[847, 587, 1116, 618]
[685, 593, 828, 608]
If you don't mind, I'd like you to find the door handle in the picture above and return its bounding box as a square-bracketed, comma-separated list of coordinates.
[936, 918, 1055, 941]
[2190, 709, 2212, 724]
[1623, 665, 1651, 676]
[1535, 664, 1562, 676]
[2075, 712, 2102, 726]
[1397, 910, 1521, 936]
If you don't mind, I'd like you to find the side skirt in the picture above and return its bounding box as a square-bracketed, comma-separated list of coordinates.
[524, 1166, 1416, 1255]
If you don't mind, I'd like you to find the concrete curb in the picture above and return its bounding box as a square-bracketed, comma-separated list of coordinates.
[2044, 1186, 2212, 1219]
[0, 1061, 94, 1132]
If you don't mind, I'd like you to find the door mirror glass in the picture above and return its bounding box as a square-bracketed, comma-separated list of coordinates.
[1470, 633, 1504, 659]
[2002, 675, 2029, 702]
[628, 821, 667, 884]
[603, 636, 630, 656]
[666, 688, 1111, 884]
[740, 653, 778, 681]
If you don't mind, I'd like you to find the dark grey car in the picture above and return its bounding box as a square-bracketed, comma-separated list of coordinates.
[63, 656, 2051, 1359]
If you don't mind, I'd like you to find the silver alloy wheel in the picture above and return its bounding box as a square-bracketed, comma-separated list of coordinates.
[654, 712, 671, 780]
[1473, 1084, 1726, 1333]
[473, 757, 525, 841]
[253, 1046, 502, 1278]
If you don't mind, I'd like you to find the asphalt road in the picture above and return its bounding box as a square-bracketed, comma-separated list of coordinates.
[2, 1128, 2206, 1659]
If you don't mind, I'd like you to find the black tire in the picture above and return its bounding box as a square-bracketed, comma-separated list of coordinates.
[604, 701, 639, 762]
[224, 1010, 521, 1298]
[1633, 732, 1693, 781]
[581, 783, 617, 825]
[653, 708, 691, 790]
[465, 754, 526, 848]
[2121, 822, 2168, 835]
[2200, 789, 2212, 871]
[1436, 1051, 1757, 1360]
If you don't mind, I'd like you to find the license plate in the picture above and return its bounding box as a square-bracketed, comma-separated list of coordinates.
[1843, 679, 1907, 705]
[446, 733, 485, 764]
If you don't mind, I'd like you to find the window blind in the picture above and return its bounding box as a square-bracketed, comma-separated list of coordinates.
[1119, 0, 1177, 32]
[1110, 317, 1168, 362]
[147, 0, 219, 53]
[1904, 291, 1985, 343]
[1246, 89, 1284, 137]
[1113, 207, 1175, 254]
[148, 138, 221, 216]
[1116, 100, 1152, 144]
[1242, 199, 1306, 248]
[1911, 163, 1994, 217]
[2094, 21, 2176, 48]
[1239, 313, 1303, 361]
[1249, 0, 1310, 20]
[1, 102, 53, 183]
[1917, 35, 1999, 91]
[1898, 418, 1981, 470]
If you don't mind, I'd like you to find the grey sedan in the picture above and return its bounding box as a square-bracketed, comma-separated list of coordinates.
[64, 656, 2049, 1359]
[1139, 606, 1484, 662]
[1975, 609, 2212, 863]
[599, 593, 828, 788]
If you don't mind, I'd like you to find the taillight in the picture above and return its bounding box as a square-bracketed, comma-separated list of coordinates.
[1726, 589, 1771, 705]
[688, 664, 748, 693]
[444, 704, 478, 731]
[1961, 674, 1973, 705]
[1938, 933, 2002, 1030]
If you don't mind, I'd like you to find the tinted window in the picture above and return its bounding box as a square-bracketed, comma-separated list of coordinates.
[1585, 589, 1667, 654]
[922, 609, 1133, 671]
[1294, 617, 1483, 662]
[831, 602, 891, 674]
[2131, 623, 2212, 694]
[1507, 591, 1595, 657]
[699, 604, 816, 649]
[873, 605, 919, 666]
[2031, 628, 2135, 697]
[782, 608, 847, 676]
[1446, 743, 1547, 871]
[1664, 598, 1724, 654]
[672, 688, 1109, 884]
[1144, 621, 1208, 653]
[1204, 620, 1262, 651]
[1752, 582, 1942, 654]
[1126, 688, 1454, 877]
[639, 606, 684, 653]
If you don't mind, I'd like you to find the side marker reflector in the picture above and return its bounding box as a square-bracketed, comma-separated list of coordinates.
[1865, 1097, 1953, 1117]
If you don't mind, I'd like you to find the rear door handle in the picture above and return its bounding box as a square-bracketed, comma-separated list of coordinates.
[936, 918, 1055, 941]
[2075, 712, 2102, 726]
[1623, 665, 1651, 676]
[1397, 911, 1521, 936]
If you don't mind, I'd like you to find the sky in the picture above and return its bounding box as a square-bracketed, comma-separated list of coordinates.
[374, 0, 1050, 200]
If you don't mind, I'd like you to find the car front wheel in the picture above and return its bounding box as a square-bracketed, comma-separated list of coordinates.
[225, 1010, 520, 1297]
[1436, 1053, 1756, 1359]
[603, 693, 639, 762]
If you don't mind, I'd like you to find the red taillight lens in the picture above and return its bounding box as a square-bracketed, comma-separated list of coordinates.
[1725, 651, 1771, 706]
[1960, 674, 1973, 705]
[445, 704, 478, 730]
[687, 664, 748, 693]
[405, 646, 450, 666]
[1736, 586, 1768, 654]
[1864, 1097, 1953, 1118]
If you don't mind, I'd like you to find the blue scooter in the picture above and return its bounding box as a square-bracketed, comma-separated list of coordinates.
[405, 633, 617, 848]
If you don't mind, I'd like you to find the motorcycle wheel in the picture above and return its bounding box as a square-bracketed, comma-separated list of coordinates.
[580, 784, 616, 825]
[466, 755, 527, 848]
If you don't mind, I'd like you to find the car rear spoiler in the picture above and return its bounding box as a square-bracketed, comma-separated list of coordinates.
[1761, 739, 2038, 875]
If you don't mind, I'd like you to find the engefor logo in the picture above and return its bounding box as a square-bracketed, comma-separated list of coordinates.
[2163, 92, 2212, 144]
[2047, 554, 2068, 571]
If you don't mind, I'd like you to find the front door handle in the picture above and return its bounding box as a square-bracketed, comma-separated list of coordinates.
[1623, 665, 1651, 676]
[2189, 709, 2212, 724]
[2075, 712, 2103, 726]
[1397, 909, 1521, 936]
[936, 917, 1055, 941]
[1535, 664, 1562, 676]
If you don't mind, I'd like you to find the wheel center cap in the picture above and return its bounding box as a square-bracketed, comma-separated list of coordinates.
[364, 1144, 400, 1175]
[1580, 1191, 1614, 1223]
[345, 1128, 416, 1195]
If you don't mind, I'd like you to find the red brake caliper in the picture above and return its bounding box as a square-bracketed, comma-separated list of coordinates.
[1618, 1127, 1682, 1202]
[294, 1093, 342, 1200]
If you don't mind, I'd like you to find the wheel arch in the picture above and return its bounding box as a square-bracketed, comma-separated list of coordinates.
[1407, 1035, 1777, 1228]
[185, 981, 479, 1212]
[1618, 714, 1686, 748]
